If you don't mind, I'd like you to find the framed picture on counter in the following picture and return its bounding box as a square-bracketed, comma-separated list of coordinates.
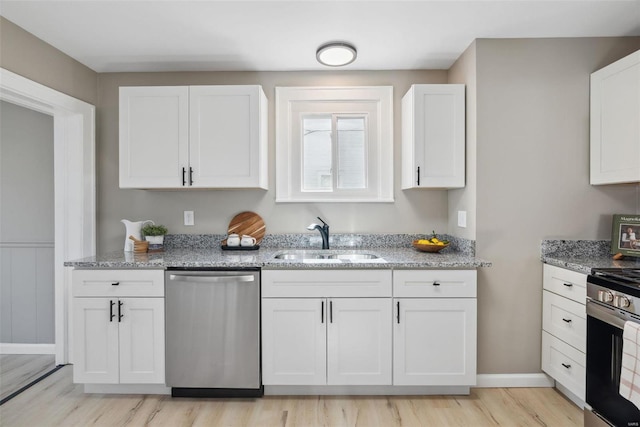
[612, 214, 640, 257]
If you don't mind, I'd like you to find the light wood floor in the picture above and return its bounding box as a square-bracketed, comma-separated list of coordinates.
[0, 354, 56, 401]
[0, 366, 582, 426]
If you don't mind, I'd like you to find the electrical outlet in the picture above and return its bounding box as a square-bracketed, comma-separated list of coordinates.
[457, 210, 467, 228]
[184, 211, 194, 226]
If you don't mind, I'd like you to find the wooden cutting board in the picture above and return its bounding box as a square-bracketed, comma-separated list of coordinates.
[226, 211, 266, 244]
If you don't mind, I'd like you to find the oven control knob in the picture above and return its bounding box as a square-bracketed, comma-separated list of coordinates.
[615, 295, 631, 309]
[598, 290, 614, 303]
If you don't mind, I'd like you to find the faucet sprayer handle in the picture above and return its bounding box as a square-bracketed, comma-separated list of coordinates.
[317, 217, 328, 226]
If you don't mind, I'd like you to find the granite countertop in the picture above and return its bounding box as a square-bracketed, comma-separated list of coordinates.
[64, 233, 491, 270]
[541, 239, 640, 274]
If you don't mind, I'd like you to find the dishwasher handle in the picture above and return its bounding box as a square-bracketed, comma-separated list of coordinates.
[168, 274, 255, 283]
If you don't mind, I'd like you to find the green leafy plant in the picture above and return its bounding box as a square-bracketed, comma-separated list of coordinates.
[142, 224, 168, 236]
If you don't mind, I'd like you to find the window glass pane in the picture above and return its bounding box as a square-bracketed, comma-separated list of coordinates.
[302, 116, 332, 191]
[337, 117, 366, 189]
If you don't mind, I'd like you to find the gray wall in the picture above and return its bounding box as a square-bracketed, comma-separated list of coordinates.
[0, 101, 55, 344]
[97, 71, 451, 253]
[0, 17, 98, 105]
[474, 38, 640, 374]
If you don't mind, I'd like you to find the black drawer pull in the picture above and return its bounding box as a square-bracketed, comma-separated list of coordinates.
[562, 363, 571, 369]
[562, 318, 572, 323]
[329, 300, 333, 323]
[396, 301, 400, 324]
[118, 301, 124, 322]
[111, 282, 119, 286]
[109, 300, 115, 322]
[433, 281, 440, 286]
[563, 283, 573, 288]
[321, 301, 324, 323]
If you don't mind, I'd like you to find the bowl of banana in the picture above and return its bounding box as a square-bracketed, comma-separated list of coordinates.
[412, 232, 450, 253]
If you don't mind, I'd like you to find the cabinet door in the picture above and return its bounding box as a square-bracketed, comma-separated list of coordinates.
[73, 298, 119, 384]
[189, 85, 268, 188]
[327, 298, 392, 385]
[590, 50, 640, 185]
[262, 298, 326, 385]
[118, 298, 165, 384]
[402, 84, 465, 189]
[119, 86, 189, 188]
[393, 298, 476, 386]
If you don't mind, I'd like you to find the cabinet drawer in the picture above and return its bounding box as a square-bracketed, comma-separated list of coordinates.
[541, 331, 585, 401]
[73, 269, 165, 297]
[543, 264, 586, 304]
[262, 270, 392, 298]
[542, 290, 586, 353]
[393, 270, 476, 298]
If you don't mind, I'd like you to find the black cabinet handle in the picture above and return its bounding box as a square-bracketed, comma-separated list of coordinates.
[118, 301, 124, 322]
[182, 167, 186, 186]
[563, 283, 573, 288]
[329, 300, 333, 323]
[396, 301, 400, 324]
[562, 363, 571, 369]
[562, 318, 572, 323]
[111, 282, 119, 286]
[109, 300, 115, 322]
[321, 300, 324, 323]
[417, 166, 420, 186]
[189, 167, 194, 186]
[433, 281, 441, 286]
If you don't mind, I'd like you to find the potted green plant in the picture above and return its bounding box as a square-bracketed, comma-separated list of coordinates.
[142, 224, 168, 252]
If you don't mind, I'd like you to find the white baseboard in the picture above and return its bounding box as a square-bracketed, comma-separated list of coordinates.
[84, 384, 171, 395]
[0, 343, 56, 355]
[475, 373, 555, 388]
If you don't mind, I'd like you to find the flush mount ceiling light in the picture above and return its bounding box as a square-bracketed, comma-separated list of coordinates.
[316, 42, 357, 67]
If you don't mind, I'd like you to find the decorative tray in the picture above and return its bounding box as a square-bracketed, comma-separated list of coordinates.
[221, 245, 260, 251]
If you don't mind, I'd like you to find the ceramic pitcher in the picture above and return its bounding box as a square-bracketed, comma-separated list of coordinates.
[121, 219, 154, 252]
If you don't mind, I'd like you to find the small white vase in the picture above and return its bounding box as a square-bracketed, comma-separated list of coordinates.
[145, 235, 164, 245]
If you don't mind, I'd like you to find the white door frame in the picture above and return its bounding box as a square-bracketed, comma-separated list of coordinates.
[0, 68, 96, 364]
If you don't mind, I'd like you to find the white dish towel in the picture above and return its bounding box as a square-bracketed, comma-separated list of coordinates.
[620, 320, 640, 409]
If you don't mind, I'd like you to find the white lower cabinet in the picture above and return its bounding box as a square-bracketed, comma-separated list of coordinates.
[261, 270, 392, 386]
[262, 269, 477, 391]
[393, 270, 477, 387]
[72, 270, 165, 385]
[393, 298, 477, 385]
[261, 297, 392, 385]
[541, 264, 587, 405]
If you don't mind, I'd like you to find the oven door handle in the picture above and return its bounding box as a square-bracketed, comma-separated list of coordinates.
[587, 300, 626, 330]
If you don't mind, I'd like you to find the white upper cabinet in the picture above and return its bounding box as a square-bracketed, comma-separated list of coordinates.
[119, 86, 189, 189]
[590, 50, 640, 185]
[402, 84, 465, 189]
[119, 85, 268, 189]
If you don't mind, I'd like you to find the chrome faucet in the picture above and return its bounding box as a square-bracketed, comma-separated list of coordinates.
[307, 217, 330, 249]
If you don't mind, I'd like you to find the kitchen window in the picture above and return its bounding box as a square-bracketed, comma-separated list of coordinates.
[275, 86, 393, 202]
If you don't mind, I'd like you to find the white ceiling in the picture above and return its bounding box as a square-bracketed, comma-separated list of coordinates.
[1, 0, 639, 73]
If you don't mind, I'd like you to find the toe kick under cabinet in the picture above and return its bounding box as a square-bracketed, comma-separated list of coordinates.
[72, 269, 165, 385]
[541, 264, 587, 407]
[261, 269, 477, 391]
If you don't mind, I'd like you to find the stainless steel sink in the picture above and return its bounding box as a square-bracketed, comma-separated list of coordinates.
[273, 250, 381, 261]
[327, 253, 379, 260]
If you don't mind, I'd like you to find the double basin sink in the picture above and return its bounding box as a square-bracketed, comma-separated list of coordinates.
[273, 250, 384, 263]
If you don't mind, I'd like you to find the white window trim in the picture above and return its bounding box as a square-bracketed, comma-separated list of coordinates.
[275, 86, 394, 203]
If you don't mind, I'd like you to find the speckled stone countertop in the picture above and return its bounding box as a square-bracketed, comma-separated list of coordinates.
[541, 239, 640, 274]
[65, 233, 492, 270]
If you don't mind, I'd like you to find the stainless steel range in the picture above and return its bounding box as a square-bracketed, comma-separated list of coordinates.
[586, 267, 640, 427]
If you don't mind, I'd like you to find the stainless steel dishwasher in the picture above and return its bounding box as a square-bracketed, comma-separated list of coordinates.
[165, 268, 262, 397]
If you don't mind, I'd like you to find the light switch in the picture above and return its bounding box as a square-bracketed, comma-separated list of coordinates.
[184, 211, 194, 226]
[457, 210, 467, 228]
